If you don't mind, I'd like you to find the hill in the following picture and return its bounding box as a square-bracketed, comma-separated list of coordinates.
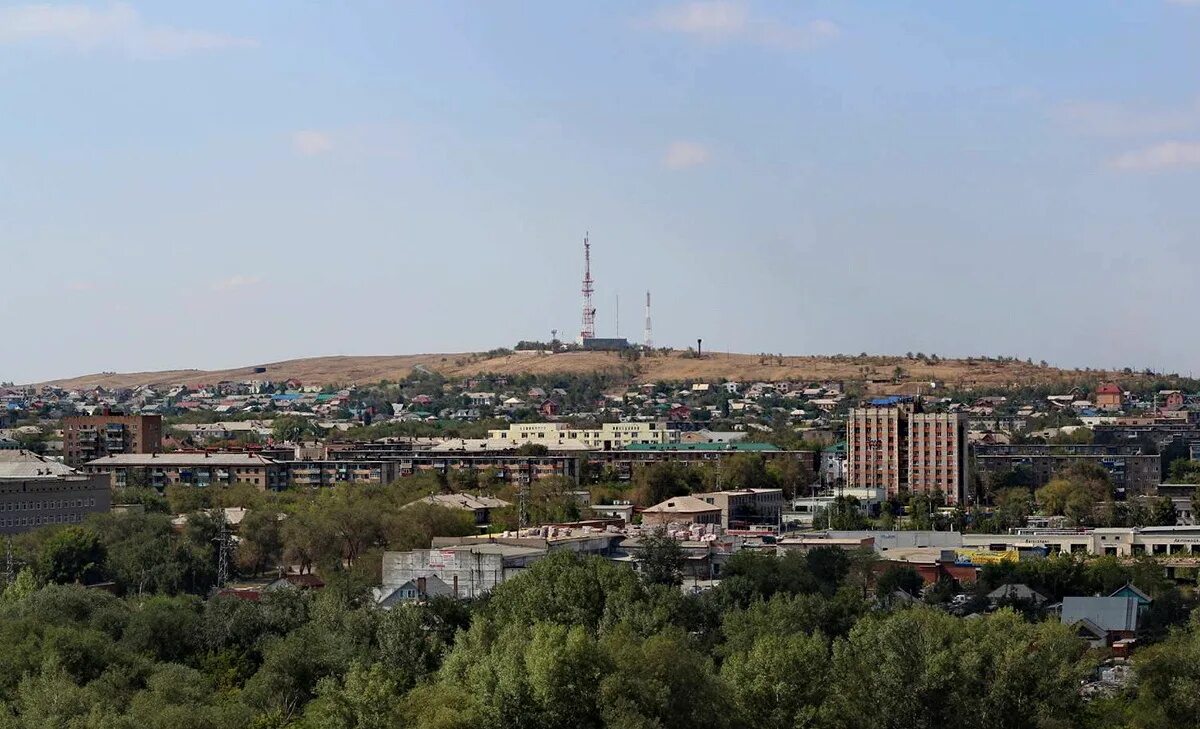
[30, 350, 1162, 393]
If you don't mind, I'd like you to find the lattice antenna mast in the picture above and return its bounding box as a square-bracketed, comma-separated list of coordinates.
[643, 291, 653, 348]
[580, 232, 596, 341]
[213, 512, 231, 591]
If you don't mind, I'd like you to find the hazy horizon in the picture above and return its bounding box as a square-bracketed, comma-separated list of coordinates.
[5, 1, 1200, 384]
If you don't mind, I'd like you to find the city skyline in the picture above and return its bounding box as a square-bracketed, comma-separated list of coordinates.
[4, 1, 1200, 383]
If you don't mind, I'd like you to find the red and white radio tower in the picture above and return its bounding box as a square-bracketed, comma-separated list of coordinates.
[579, 232, 596, 341]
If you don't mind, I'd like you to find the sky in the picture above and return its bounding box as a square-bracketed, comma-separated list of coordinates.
[3, 1, 1200, 383]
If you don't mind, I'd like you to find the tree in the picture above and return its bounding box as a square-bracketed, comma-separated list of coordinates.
[272, 415, 320, 444]
[875, 565, 923, 602]
[1147, 496, 1179, 527]
[36, 526, 106, 585]
[637, 529, 684, 587]
[237, 509, 284, 576]
[722, 632, 828, 729]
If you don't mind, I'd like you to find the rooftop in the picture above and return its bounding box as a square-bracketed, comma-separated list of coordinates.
[84, 453, 280, 467]
[0, 450, 77, 479]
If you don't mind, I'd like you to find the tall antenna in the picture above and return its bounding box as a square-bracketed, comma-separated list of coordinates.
[579, 232, 595, 341]
[643, 291, 653, 348]
[615, 293, 620, 337]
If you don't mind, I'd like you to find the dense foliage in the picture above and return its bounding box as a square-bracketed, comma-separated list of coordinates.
[0, 532, 1197, 727]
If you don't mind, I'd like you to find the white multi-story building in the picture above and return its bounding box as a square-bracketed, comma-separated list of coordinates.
[487, 421, 679, 450]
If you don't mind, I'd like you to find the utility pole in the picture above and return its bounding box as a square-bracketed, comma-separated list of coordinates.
[4, 538, 13, 588]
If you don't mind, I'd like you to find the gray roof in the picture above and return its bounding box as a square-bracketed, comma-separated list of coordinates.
[84, 453, 279, 467]
[410, 493, 511, 511]
[0, 450, 76, 479]
[987, 583, 1048, 605]
[1060, 596, 1138, 633]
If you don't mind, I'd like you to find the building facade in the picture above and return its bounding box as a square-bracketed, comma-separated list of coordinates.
[488, 421, 679, 450]
[908, 412, 969, 501]
[846, 403, 911, 497]
[83, 452, 284, 490]
[0, 451, 111, 534]
[63, 414, 163, 467]
[847, 401, 967, 503]
[972, 444, 1160, 498]
[697, 488, 785, 528]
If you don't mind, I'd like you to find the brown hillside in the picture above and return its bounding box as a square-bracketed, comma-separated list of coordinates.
[34, 350, 1146, 392]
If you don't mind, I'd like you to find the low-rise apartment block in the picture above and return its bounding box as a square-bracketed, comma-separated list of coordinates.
[972, 444, 1160, 498]
[83, 452, 284, 490]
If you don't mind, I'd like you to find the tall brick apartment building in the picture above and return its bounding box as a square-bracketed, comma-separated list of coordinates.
[846, 398, 968, 504]
[63, 414, 163, 467]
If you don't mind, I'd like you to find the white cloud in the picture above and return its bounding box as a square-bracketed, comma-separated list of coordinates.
[291, 130, 334, 156]
[640, 1, 838, 50]
[0, 3, 257, 58]
[662, 140, 711, 170]
[1110, 141, 1200, 172]
[1055, 98, 1200, 137]
[645, 1, 749, 39]
[212, 274, 263, 291]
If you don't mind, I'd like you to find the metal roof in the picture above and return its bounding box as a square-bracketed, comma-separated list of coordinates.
[0, 450, 77, 479]
[84, 453, 280, 467]
[1060, 596, 1138, 633]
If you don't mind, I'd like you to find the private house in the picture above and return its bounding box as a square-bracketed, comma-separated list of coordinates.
[1095, 383, 1123, 411]
[1059, 596, 1139, 648]
[987, 583, 1048, 608]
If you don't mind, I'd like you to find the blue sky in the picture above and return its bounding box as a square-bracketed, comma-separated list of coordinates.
[3, 1, 1200, 383]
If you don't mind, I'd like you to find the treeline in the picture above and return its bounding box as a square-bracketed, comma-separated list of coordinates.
[1, 545, 1199, 727]
[10, 479, 479, 599]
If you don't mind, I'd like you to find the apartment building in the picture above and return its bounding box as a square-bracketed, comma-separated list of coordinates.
[82, 452, 284, 490]
[487, 421, 679, 450]
[846, 399, 913, 496]
[908, 412, 969, 502]
[973, 444, 1160, 498]
[847, 399, 968, 504]
[0, 450, 111, 534]
[63, 414, 162, 467]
